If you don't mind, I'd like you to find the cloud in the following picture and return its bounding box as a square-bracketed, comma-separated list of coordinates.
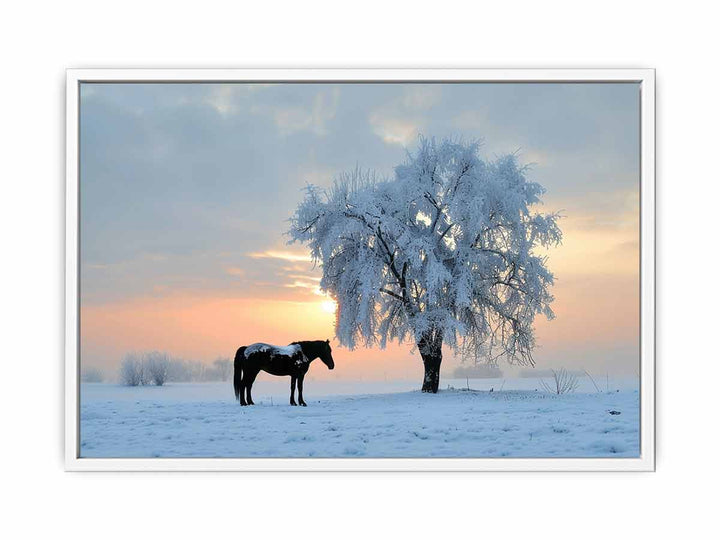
[247, 250, 313, 262]
[452, 109, 488, 130]
[282, 272, 323, 296]
[539, 189, 639, 278]
[402, 86, 442, 109]
[612, 240, 640, 254]
[296, 164, 336, 186]
[518, 149, 553, 167]
[285, 280, 323, 295]
[286, 274, 320, 282]
[204, 84, 270, 116]
[369, 114, 421, 146]
[548, 189, 639, 232]
[224, 267, 246, 276]
[367, 86, 437, 146]
[206, 85, 240, 115]
[256, 86, 340, 136]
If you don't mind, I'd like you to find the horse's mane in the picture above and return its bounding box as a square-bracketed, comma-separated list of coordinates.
[291, 340, 328, 357]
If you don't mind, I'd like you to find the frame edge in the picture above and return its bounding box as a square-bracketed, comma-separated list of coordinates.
[64, 68, 656, 472]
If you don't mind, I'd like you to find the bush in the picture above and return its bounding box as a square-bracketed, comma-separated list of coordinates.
[539, 368, 580, 395]
[145, 351, 170, 386]
[119, 354, 144, 386]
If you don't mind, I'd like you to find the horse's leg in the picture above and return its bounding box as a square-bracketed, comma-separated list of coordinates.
[298, 374, 307, 406]
[235, 347, 246, 406]
[239, 381, 247, 406]
[245, 369, 259, 405]
[290, 376, 297, 406]
[239, 370, 247, 406]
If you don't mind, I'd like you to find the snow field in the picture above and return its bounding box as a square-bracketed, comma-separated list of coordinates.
[80, 379, 639, 458]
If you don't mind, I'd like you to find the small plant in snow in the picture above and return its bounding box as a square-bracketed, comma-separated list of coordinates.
[583, 369, 602, 393]
[539, 368, 580, 395]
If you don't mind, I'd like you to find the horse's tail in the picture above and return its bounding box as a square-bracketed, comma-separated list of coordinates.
[233, 347, 246, 401]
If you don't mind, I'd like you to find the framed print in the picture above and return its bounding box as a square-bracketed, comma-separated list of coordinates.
[65, 68, 655, 471]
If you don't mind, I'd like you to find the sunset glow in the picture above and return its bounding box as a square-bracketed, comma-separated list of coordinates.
[321, 300, 337, 314]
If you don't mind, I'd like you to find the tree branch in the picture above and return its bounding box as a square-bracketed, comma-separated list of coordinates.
[379, 288, 403, 301]
[439, 222, 455, 241]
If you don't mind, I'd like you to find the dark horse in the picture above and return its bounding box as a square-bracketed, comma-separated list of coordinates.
[233, 340, 334, 406]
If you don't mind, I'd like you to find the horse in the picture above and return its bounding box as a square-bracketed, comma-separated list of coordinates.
[233, 340, 334, 406]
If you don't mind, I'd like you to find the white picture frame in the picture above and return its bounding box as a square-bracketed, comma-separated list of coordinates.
[65, 68, 655, 471]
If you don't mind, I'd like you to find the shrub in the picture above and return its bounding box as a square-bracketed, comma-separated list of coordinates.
[539, 368, 580, 395]
[145, 351, 170, 386]
[119, 354, 144, 386]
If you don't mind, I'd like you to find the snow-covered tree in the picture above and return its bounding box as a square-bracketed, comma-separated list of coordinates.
[145, 351, 170, 386]
[119, 353, 144, 386]
[289, 137, 562, 392]
[120, 351, 169, 386]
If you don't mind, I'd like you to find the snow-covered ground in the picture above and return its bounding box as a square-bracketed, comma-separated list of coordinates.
[80, 378, 639, 458]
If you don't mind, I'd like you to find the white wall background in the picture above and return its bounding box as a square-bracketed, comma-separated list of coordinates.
[1, 1, 716, 538]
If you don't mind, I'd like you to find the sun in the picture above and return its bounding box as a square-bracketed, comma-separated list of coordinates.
[320, 300, 337, 314]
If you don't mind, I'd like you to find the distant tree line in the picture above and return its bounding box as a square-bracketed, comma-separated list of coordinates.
[519, 368, 585, 378]
[81, 366, 105, 383]
[452, 363, 503, 379]
[165, 356, 232, 383]
[117, 352, 232, 386]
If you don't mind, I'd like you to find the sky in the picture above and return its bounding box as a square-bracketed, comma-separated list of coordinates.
[79, 82, 640, 381]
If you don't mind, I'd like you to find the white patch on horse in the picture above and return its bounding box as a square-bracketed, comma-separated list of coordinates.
[245, 342, 303, 360]
[271, 344, 301, 357]
[295, 353, 309, 367]
[244, 343, 272, 358]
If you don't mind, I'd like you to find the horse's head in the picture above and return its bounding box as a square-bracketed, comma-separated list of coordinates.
[319, 339, 335, 370]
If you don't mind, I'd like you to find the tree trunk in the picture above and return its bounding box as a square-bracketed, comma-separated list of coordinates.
[418, 331, 442, 393]
[421, 352, 442, 393]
